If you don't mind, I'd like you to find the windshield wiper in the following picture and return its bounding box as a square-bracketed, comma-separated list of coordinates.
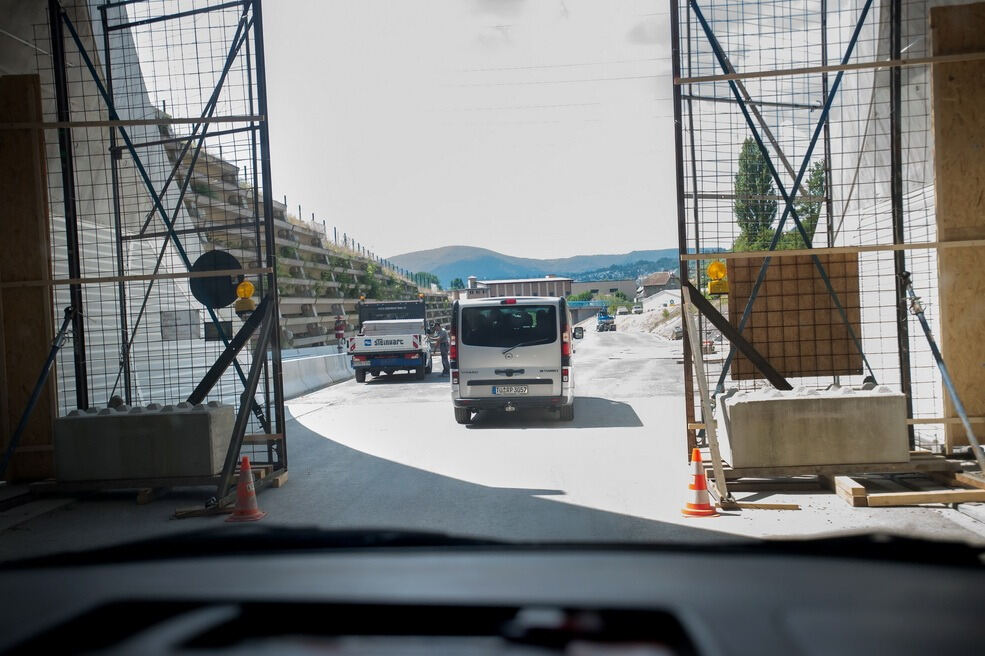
[501, 337, 554, 355]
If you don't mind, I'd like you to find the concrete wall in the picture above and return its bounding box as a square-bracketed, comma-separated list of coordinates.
[570, 279, 637, 298]
[281, 352, 354, 400]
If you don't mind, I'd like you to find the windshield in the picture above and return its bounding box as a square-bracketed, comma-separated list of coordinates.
[461, 306, 557, 348]
[3, 0, 983, 576]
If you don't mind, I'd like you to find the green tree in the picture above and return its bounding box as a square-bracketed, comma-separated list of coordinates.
[414, 272, 442, 290]
[449, 277, 465, 289]
[733, 137, 777, 251]
[566, 291, 594, 302]
[776, 160, 826, 249]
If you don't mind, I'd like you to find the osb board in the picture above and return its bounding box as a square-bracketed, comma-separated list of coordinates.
[727, 253, 862, 379]
[930, 3, 985, 451]
[0, 75, 55, 481]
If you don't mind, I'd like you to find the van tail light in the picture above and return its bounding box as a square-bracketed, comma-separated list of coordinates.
[451, 370, 459, 385]
[449, 332, 457, 361]
[562, 367, 569, 383]
[561, 328, 571, 365]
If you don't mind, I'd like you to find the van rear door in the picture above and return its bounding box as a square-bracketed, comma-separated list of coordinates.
[457, 302, 561, 399]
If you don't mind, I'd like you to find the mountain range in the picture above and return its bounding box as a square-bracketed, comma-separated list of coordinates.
[388, 245, 680, 286]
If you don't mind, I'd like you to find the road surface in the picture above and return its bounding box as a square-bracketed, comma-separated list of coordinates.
[1, 324, 983, 561]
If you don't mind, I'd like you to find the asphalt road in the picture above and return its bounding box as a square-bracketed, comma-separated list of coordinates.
[2, 322, 983, 561]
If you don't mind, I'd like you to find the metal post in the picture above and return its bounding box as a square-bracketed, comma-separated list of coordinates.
[49, 0, 89, 409]
[244, 24, 272, 432]
[252, 0, 287, 453]
[671, 0, 696, 453]
[101, 5, 131, 404]
[821, 0, 839, 389]
[890, 0, 914, 448]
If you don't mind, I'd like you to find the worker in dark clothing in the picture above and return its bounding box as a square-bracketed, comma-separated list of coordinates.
[430, 323, 450, 375]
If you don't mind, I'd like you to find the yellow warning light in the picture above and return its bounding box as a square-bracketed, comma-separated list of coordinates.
[707, 278, 729, 295]
[707, 260, 727, 281]
[418, 293, 424, 299]
[359, 294, 366, 301]
[236, 280, 255, 299]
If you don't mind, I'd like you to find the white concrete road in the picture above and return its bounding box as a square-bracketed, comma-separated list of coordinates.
[1, 323, 983, 561]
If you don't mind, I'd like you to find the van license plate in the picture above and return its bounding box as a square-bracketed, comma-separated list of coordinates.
[492, 385, 528, 395]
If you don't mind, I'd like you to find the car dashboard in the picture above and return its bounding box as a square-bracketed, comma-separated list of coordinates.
[1, 539, 983, 654]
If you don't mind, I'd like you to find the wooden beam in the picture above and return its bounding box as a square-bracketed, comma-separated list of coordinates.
[0, 115, 265, 130]
[866, 489, 985, 507]
[675, 51, 985, 85]
[0, 267, 272, 289]
[679, 239, 985, 261]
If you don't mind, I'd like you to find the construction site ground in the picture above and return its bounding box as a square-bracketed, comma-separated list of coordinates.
[1, 314, 983, 562]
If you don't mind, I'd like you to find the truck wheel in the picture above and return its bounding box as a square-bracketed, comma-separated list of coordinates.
[454, 407, 472, 424]
[355, 369, 366, 383]
[415, 367, 425, 380]
[560, 404, 574, 421]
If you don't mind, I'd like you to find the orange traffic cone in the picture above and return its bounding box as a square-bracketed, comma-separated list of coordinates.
[226, 456, 267, 522]
[682, 448, 718, 517]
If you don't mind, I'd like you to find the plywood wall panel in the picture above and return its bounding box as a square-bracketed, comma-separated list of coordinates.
[727, 253, 863, 380]
[0, 75, 55, 481]
[930, 3, 985, 452]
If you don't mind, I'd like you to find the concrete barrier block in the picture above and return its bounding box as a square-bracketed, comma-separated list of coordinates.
[281, 353, 355, 400]
[716, 386, 909, 468]
[54, 403, 234, 481]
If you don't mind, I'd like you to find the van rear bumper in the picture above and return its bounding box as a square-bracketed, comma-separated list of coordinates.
[454, 395, 566, 410]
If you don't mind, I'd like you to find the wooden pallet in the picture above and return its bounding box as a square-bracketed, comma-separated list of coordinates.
[699, 450, 972, 509]
[826, 471, 985, 507]
[701, 450, 958, 481]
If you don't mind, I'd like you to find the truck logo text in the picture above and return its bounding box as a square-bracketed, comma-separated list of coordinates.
[374, 338, 404, 346]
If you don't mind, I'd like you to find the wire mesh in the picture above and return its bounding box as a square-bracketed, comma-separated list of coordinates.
[674, 0, 945, 451]
[35, 0, 281, 466]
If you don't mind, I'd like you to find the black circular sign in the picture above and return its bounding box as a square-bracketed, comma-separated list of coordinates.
[189, 250, 242, 309]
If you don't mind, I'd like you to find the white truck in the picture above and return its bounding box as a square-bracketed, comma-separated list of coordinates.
[348, 300, 433, 382]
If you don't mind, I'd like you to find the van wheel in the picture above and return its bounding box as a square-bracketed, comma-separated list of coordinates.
[559, 404, 574, 421]
[355, 369, 366, 383]
[454, 407, 472, 424]
[415, 367, 426, 380]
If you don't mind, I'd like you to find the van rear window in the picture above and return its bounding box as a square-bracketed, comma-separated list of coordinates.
[461, 305, 557, 348]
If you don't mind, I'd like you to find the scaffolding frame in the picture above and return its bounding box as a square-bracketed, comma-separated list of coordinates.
[670, 0, 959, 454]
[38, 0, 286, 494]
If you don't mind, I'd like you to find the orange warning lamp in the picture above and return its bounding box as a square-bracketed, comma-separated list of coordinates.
[234, 280, 256, 318]
[236, 280, 255, 299]
[706, 261, 728, 296]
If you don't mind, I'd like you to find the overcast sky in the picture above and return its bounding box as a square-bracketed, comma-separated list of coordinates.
[261, 0, 676, 260]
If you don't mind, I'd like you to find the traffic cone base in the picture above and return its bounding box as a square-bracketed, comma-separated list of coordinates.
[682, 447, 718, 518]
[227, 456, 266, 522]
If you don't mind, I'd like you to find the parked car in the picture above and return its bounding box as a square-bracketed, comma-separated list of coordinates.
[616, 307, 630, 315]
[632, 304, 643, 314]
[450, 296, 581, 424]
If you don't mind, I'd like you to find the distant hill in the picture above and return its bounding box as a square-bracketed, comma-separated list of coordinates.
[388, 245, 680, 287]
[561, 258, 678, 282]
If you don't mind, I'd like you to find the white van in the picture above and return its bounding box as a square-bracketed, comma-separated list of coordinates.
[450, 296, 581, 424]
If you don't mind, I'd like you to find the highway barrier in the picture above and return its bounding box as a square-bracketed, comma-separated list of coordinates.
[281, 352, 354, 400]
